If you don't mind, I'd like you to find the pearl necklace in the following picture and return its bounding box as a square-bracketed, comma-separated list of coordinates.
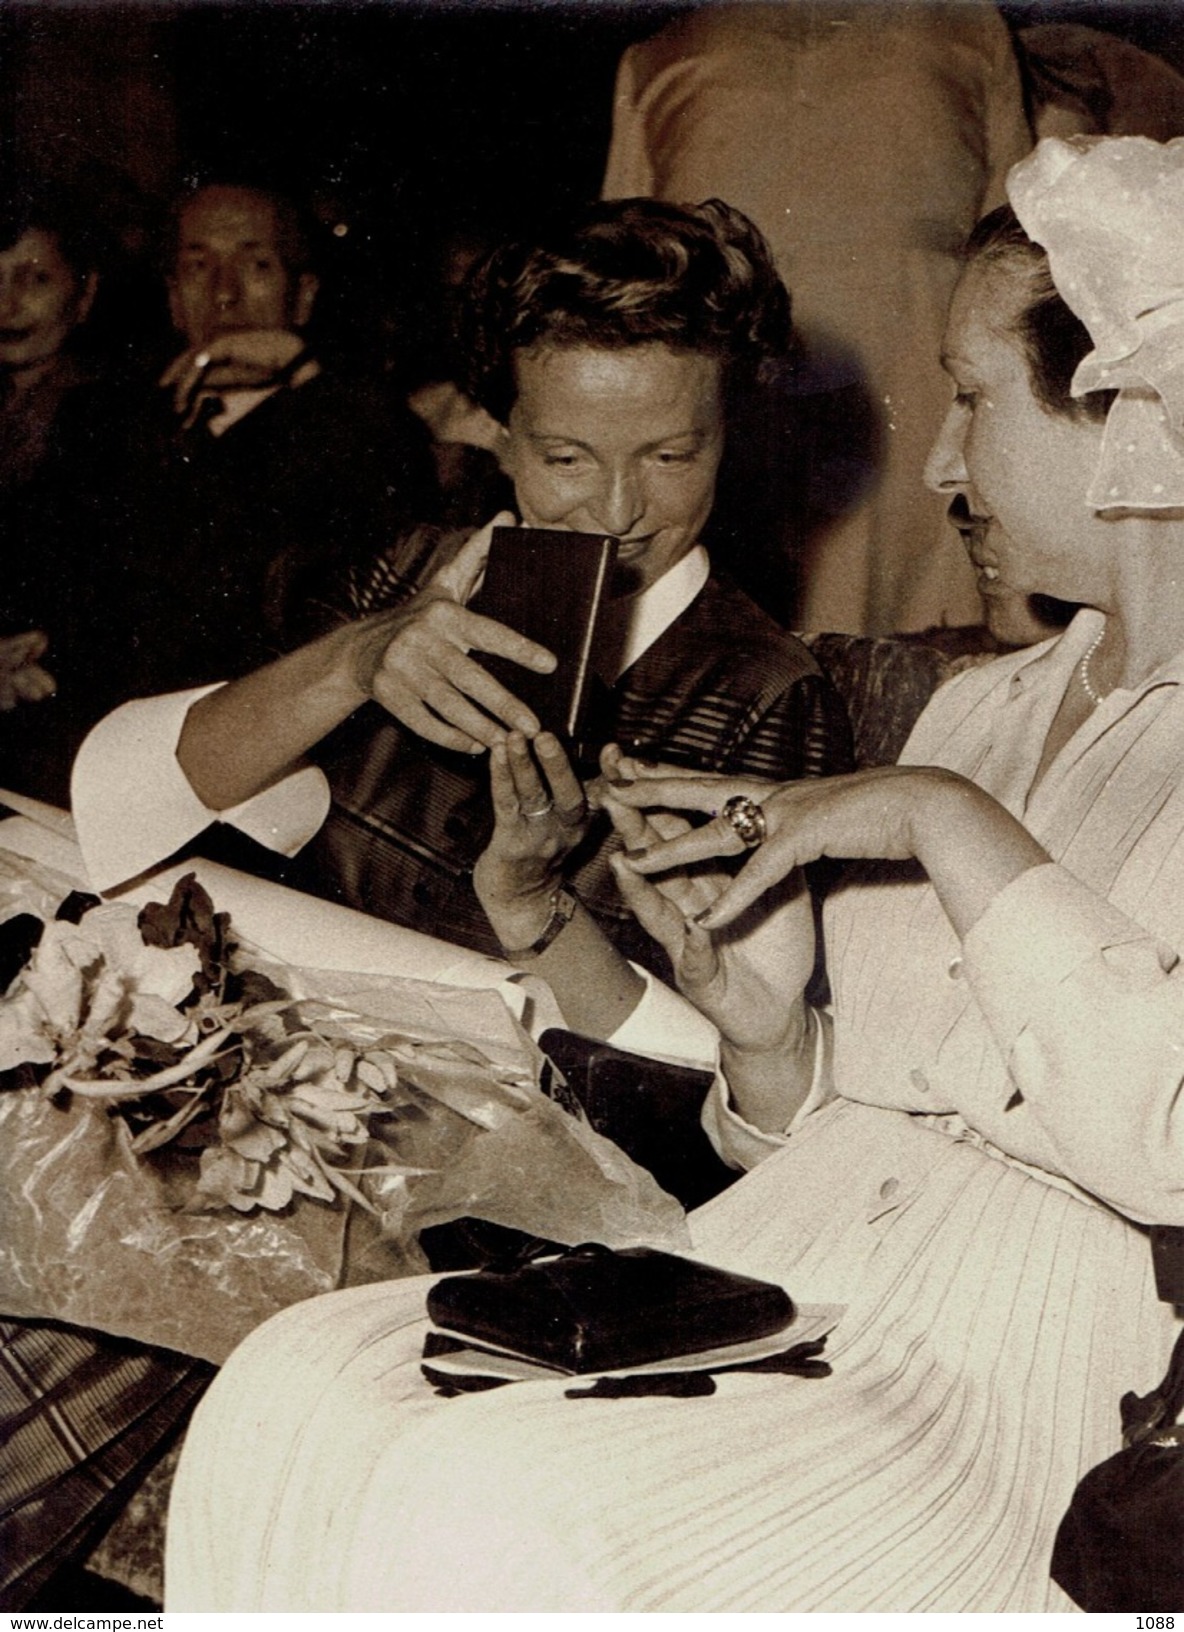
[1078, 624, 1107, 708]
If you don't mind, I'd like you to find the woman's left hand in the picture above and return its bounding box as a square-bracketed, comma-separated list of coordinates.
[609, 754, 1050, 940]
[472, 731, 590, 950]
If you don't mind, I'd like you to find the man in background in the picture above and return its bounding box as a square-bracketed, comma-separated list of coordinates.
[104, 178, 437, 688]
[9, 178, 436, 803]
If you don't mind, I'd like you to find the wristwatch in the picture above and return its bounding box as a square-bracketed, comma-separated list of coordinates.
[498, 886, 578, 959]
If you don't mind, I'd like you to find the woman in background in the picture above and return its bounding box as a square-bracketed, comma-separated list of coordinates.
[0, 182, 100, 506]
[0, 183, 102, 735]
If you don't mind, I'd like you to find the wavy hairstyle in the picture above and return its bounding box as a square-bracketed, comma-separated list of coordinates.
[964, 204, 1114, 424]
[0, 180, 104, 282]
[457, 197, 792, 423]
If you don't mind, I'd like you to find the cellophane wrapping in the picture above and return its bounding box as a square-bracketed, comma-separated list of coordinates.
[0, 854, 688, 1365]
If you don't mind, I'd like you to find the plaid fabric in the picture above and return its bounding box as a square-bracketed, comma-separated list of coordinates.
[0, 1317, 213, 1609]
[294, 530, 855, 972]
[803, 632, 993, 769]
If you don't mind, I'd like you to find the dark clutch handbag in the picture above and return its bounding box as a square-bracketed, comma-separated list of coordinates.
[1051, 1225, 1184, 1611]
[425, 1243, 794, 1375]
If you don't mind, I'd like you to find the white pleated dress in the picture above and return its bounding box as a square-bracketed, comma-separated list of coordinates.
[164, 615, 1184, 1611]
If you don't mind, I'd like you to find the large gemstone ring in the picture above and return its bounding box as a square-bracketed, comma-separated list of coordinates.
[721, 794, 767, 849]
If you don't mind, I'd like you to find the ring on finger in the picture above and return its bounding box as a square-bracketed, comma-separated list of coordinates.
[521, 799, 554, 820]
[721, 794, 767, 849]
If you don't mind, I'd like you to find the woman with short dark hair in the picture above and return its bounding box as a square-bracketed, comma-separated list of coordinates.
[73, 196, 851, 984]
[0, 181, 101, 502]
[458, 196, 791, 424]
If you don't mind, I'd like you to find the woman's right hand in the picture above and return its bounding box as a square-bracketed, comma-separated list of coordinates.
[177, 515, 557, 814]
[349, 511, 557, 754]
[597, 747, 816, 1058]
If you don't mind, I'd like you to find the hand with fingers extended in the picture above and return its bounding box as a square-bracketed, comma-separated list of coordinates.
[350, 512, 558, 754]
[0, 630, 56, 712]
[604, 750, 1049, 945]
[597, 745, 816, 1062]
[473, 730, 591, 953]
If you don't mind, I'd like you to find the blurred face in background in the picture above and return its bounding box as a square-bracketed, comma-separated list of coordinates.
[168, 185, 317, 350]
[0, 228, 95, 376]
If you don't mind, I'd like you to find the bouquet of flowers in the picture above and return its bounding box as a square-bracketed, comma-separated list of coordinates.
[0, 868, 687, 1363]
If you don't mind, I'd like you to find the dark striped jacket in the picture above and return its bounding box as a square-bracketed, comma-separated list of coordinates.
[295, 528, 854, 973]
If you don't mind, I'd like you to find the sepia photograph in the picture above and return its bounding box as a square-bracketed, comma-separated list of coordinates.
[2, 0, 1184, 1615]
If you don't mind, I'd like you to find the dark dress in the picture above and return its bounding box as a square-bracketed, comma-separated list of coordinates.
[291, 527, 854, 973]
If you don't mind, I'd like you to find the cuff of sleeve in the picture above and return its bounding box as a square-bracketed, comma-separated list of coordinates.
[72, 687, 330, 892]
[963, 860, 1162, 1060]
[224, 771, 331, 860]
[606, 964, 720, 1068]
[700, 1006, 833, 1172]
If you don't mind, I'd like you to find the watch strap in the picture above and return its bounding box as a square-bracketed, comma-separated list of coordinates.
[498, 887, 578, 959]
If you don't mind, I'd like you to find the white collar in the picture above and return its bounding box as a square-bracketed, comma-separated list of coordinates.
[206, 386, 276, 436]
[202, 357, 321, 437]
[598, 544, 710, 681]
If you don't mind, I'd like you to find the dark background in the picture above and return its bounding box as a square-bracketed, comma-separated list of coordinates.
[4, 0, 1184, 379]
[1, 1, 687, 374]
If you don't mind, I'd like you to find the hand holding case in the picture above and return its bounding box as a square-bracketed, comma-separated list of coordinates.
[425, 1243, 794, 1374]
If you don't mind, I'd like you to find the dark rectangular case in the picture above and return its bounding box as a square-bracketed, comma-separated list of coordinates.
[425, 1244, 794, 1374]
[469, 526, 618, 742]
[540, 1028, 733, 1211]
